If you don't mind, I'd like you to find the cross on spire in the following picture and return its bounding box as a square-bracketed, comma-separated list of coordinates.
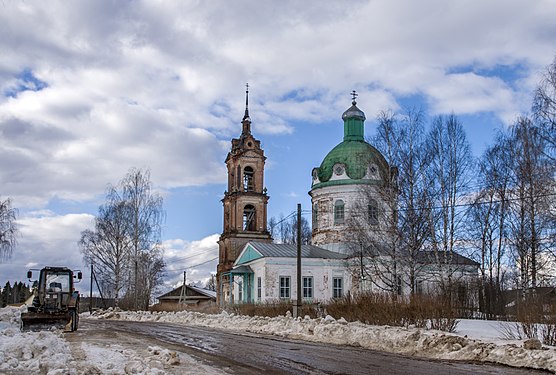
[243, 82, 250, 121]
[351, 90, 358, 105]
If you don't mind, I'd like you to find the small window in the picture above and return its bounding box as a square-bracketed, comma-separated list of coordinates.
[416, 280, 423, 295]
[312, 203, 318, 230]
[368, 199, 378, 226]
[334, 200, 344, 225]
[257, 277, 262, 301]
[243, 166, 254, 191]
[243, 205, 256, 231]
[333, 277, 343, 298]
[279, 276, 291, 299]
[238, 280, 243, 303]
[303, 276, 313, 299]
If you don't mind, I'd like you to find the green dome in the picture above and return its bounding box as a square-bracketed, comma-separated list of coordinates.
[311, 97, 389, 189]
[314, 140, 388, 188]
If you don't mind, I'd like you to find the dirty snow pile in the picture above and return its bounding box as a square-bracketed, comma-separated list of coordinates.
[88, 308, 556, 373]
[0, 306, 219, 375]
[0, 306, 73, 374]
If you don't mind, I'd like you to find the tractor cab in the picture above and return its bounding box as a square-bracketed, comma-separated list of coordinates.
[22, 266, 82, 331]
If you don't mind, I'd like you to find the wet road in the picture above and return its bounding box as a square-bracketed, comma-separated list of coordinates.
[79, 319, 549, 374]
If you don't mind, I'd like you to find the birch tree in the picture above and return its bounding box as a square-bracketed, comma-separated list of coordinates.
[120, 168, 165, 310]
[427, 114, 474, 293]
[80, 194, 132, 302]
[79, 168, 165, 310]
[468, 133, 511, 317]
[0, 197, 17, 262]
[507, 117, 555, 289]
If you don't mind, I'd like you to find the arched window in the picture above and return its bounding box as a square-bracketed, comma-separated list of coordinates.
[368, 199, 378, 226]
[243, 166, 254, 192]
[334, 200, 344, 225]
[312, 203, 318, 230]
[243, 205, 256, 231]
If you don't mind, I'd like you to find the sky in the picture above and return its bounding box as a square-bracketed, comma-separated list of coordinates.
[1, 0, 555, 296]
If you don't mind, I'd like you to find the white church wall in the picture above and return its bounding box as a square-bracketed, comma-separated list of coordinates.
[233, 257, 352, 303]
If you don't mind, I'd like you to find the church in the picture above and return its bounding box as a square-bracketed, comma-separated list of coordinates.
[216, 88, 478, 304]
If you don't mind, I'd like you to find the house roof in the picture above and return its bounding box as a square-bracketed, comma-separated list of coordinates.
[157, 284, 216, 300]
[415, 251, 479, 267]
[239, 241, 348, 262]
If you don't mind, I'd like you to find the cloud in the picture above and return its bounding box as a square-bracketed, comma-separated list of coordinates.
[161, 234, 219, 291]
[0, 212, 94, 290]
[1, 0, 555, 209]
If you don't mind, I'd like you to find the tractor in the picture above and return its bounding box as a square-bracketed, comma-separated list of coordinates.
[21, 266, 82, 331]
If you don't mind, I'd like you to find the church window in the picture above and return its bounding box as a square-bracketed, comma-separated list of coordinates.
[334, 164, 344, 176]
[334, 200, 345, 225]
[279, 276, 290, 299]
[368, 199, 378, 226]
[238, 280, 243, 302]
[257, 277, 262, 301]
[243, 205, 256, 231]
[416, 280, 424, 295]
[243, 166, 254, 191]
[369, 164, 378, 176]
[312, 203, 318, 230]
[303, 276, 313, 299]
[333, 277, 343, 298]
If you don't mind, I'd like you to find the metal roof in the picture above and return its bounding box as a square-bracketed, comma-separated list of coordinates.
[248, 242, 348, 259]
[157, 284, 216, 300]
[415, 251, 480, 267]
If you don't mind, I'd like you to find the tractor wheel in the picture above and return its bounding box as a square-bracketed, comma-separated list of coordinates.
[69, 310, 79, 332]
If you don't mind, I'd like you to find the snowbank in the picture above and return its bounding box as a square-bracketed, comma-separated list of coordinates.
[88, 308, 556, 373]
[0, 306, 211, 375]
[0, 306, 74, 374]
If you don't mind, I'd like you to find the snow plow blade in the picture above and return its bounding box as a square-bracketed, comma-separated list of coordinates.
[20, 311, 71, 332]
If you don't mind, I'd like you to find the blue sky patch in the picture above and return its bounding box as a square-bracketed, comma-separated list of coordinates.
[4, 68, 48, 98]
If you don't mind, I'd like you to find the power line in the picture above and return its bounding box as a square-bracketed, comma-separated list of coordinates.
[165, 256, 219, 275]
[303, 191, 556, 215]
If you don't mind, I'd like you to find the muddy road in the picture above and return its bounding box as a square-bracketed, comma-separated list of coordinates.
[67, 319, 549, 374]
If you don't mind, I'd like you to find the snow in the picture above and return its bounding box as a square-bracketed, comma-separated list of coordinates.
[0, 306, 224, 374]
[88, 308, 556, 373]
[2, 305, 556, 373]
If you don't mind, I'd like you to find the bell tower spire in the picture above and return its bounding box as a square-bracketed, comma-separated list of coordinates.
[242, 83, 251, 135]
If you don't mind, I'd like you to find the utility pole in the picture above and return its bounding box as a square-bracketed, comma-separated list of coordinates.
[178, 271, 187, 304]
[89, 264, 93, 314]
[294, 203, 302, 318]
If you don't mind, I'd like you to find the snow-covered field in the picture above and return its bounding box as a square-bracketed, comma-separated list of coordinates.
[2, 305, 556, 374]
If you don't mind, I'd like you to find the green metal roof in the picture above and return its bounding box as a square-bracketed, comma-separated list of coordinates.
[236, 242, 348, 263]
[312, 100, 389, 190]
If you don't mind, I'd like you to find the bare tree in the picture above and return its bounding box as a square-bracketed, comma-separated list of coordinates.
[468, 132, 512, 317]
[427, 114, 474, 293]
[351, 109, 434, 295]
[268, 213, 311, 245]
[507, 117, 555, 289]
[80, 193, 132, 303]
[120, 168, 165, 310]
[392, 109, 435, 295]
[533, 56, 556, 161]
[205, 273, 216, 291]
[79, 168, 165, 310]
[0, 197, 18, 262]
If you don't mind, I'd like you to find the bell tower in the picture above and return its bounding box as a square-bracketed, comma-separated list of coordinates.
[217, 85, 272, 301]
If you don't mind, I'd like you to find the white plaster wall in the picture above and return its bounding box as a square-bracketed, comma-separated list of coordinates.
[237, 258, 352, 303]
[311, 183, 389, 253]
